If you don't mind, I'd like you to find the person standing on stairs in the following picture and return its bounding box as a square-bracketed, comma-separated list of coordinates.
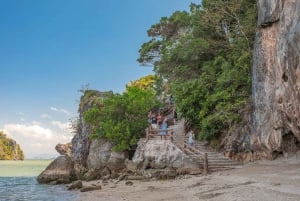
[151, 113, 157, 129]
[160, 118, 168, 140]
[173, 109, 177, 125]
[157, 112, 162, 128]
[188, 130, 195, 147]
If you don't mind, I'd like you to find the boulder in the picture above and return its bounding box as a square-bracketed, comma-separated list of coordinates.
[67, 180, 83, 190]
[107, 151, 128, 171]
[37, 155, 76, 184]
[83, 138, 128, 180]
[132, 139, 201, 177]
[55, 143, 72, 156]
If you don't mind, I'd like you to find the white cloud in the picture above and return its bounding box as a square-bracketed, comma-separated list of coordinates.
[31, 121, 42, 125]
[40, 114, 52, 119]
[51, 121, 71, 131]
[17, 112, 25, 116]
[3, 123, 73, 159]
[50, 107, 70, 116]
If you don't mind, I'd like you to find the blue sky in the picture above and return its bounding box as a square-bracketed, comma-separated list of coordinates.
[0, 0, 196, 158]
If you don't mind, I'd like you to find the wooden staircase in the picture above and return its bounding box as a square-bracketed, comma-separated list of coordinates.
[146, 118, 242, 173]
[196, 142, 242, 172]
[170, 120, 242, 172]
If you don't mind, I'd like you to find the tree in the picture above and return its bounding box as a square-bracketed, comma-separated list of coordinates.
[0, 131, 24, 160]
[138, 1, 257, 140]
[84, 83, 160, 151]
[126, 74, 156, 91]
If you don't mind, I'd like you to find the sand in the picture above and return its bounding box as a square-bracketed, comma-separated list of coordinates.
[76, 156, 300, 201]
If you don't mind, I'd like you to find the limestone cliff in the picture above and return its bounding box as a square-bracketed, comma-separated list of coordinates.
[222, 1, 300, 160]
[0, 131, 24, 160]
[38, 90, 130, 183]
[71, 90, 129, 180]
[251, 0, 300, 159]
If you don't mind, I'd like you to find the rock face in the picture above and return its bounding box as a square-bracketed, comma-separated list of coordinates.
[37, 155, 76, 184]
[71, 90, 103, 178]
[71, 90, 129, 180]
[251, 0, 300, 158]
[83, 138, 128, 180]
[0, 131, 24, 160]
[38, 90, 130, 183]
[55, 143, 72, 157]
[38, 89, 203, 183]
[132, 139, 202, 177]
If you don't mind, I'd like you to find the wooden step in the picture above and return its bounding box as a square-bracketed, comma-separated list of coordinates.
[146, 118, 242, 172]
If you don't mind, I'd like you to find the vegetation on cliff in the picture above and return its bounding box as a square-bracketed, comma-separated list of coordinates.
[138, 0, 257, 140]
[83, 75, 161, 151]
[0, 131, 24, 160]
[80, 0, 257, 151]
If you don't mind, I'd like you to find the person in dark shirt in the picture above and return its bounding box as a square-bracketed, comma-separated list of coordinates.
[151, 114, 157, 129]
[173, 109, 177, 125]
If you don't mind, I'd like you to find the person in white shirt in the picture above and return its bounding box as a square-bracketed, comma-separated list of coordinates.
[188, 130, 195, 147]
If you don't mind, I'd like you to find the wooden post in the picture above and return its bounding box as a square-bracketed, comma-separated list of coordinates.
[146, 128, 149, 141]
[203, 152, 208, 174]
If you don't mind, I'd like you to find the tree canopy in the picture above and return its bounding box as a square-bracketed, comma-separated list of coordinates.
[138, 0, 257, 140]
[83, 76, 161, 151]
[82, 0, 257, 150]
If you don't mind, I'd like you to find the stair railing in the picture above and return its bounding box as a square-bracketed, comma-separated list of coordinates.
[146, 126, 174, 142]
[178, 142, 208, 174]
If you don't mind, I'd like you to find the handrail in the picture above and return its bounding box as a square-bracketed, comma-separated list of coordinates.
[146, 127, 174, 142]
[178, 143, 208, 174]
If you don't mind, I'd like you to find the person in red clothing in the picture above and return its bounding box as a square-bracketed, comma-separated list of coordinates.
[157, 112, 162, 128]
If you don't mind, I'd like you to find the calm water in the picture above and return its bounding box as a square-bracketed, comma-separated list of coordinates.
[0, 160, 78, 201]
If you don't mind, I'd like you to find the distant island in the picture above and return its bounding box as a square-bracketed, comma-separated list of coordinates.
[0, 131, 24, 160]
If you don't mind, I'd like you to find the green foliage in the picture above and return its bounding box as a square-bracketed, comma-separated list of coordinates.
[79, 89, 113, 113]
[126, 74, 156, 91]
[0, 131, 24, 160]
[138, 0, 257, 140]
[83, 86, 160, 151]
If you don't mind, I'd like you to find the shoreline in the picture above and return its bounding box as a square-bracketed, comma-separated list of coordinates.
[75, 156, 300, 201]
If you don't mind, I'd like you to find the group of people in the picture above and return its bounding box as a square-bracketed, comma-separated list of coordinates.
[148, 111, 162, 129]
[148, 110, 168, 140]
[147, 109, 196, 144]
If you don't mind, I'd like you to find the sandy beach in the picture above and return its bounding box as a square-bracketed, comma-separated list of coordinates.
[76, 156, 300, 201]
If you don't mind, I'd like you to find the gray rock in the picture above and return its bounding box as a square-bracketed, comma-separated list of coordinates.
[125, 181, 133, 186]
[80, 185, 101, 192]
[82, 138, 128, 181]
[37, 155, 76, 184]
[257, 0, 282, 26]
[68, 180, 83, 190]
[55, 143, 72, 156]
[133, 139, 195, 170]
[71, 90, 115, 179]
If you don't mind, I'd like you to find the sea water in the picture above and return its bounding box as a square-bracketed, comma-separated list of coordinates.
[0, 160, 78, 201]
